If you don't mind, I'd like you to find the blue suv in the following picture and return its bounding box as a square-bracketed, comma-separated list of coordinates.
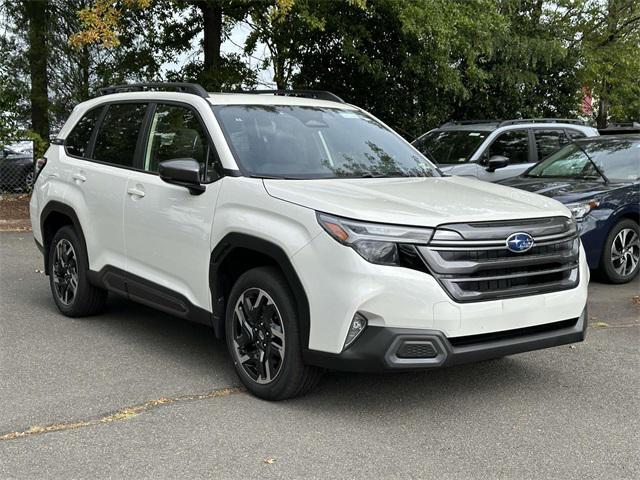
[501, 135, 640, 283]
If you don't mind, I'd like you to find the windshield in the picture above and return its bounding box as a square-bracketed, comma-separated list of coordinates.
[526, 138, 640, 182]
[412, 130, 489, 165]
[213, 105, 438, 179]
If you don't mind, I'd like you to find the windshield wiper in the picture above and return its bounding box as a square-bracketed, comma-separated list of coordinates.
[570, 140, 609, 183]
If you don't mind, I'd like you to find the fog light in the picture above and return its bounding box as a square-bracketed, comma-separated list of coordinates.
[344, 313, 367, 350]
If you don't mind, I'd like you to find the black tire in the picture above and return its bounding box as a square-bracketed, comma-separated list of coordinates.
[48, 225, 107, 316]
[598, 219, 640, 284]
[225, 266, 322, 400]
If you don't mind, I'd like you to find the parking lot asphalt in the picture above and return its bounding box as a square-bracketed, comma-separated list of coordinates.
[0, 232, 638, 479]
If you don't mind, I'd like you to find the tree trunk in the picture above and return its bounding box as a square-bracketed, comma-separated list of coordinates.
[596, 97, 609, 129]
[199, 1, 223, 84]
[25, 0, 50, 140]
[79, 45, 90, 101]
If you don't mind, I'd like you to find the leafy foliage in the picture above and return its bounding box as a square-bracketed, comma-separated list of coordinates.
[1, 0, 639, 145]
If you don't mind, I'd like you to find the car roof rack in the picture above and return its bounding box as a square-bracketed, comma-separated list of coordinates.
[98, 82, 209, 99]
[248, 89, 345, 103]
[440, 120, 500, 127]
[498, 118, 588, 127]
[602, 121, 640, 128]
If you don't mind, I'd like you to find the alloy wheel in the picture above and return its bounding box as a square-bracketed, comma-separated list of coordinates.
[52, 239, 79, 305]
[611, 228, 640, 277]
[231, 288, 286, 385]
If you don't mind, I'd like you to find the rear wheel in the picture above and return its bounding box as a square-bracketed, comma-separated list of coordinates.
[48, 226, 107, 316]
[598, 219, 640, 284]
[225, 267, 321, 400]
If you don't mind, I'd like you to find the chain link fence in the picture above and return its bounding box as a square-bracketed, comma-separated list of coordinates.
[0, 141, 35, 194]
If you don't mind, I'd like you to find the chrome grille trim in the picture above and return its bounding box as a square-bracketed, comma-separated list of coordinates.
[419, 217, 580, 302]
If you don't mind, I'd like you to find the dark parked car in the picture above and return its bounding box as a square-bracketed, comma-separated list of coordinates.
[0, 144, 34, 192]
[500, 135, 639, 283]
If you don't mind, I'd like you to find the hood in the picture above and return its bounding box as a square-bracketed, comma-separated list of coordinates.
[263, 176, 570, 227]
[499, 176, 623, 203]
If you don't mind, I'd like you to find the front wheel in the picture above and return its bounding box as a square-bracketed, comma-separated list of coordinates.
[225, 267, 322, 400]
[598, 219, 640, 284]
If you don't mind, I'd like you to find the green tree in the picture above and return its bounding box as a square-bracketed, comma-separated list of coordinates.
[575, 0, 640, 127]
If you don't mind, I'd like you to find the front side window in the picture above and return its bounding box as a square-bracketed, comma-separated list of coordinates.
[487, 129, 530, 164]
[143, 104, 221, 182]
[213, 105, 438, 179]
[66, 107, 103, 158]
[527, 138, 640, 181]
[93, 103, 147, 167]
[534, 129, 569, 159]
[412, 130, 489, 165]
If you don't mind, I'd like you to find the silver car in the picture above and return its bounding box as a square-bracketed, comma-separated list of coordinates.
[413, 119, 599, 182]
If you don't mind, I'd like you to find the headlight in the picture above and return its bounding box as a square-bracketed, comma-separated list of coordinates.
[316, 212, 433, 265]
[566, 200, 600, 220]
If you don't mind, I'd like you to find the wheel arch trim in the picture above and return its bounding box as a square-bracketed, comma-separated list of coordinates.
[209, 233, 311, 349]
[40, 201, 87, 275]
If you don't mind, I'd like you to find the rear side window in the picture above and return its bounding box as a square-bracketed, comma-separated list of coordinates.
[65, 107, 102, 158]
[93, 103, 147, 167]
[534, 129, 570, 159]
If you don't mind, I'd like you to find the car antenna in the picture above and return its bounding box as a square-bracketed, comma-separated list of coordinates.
[569, 139, 609, 183]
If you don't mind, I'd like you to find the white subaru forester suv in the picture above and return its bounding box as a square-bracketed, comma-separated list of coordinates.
[30, 83, 589, 400]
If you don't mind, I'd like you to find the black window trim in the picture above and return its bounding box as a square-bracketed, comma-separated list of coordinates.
[62, 99, 225, 185]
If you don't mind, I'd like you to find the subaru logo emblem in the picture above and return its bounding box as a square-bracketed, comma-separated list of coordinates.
[506, 232, 534, 253]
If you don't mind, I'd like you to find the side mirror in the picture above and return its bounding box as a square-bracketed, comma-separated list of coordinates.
[486, 155, 509, 172]
[159, 158, 205, 195]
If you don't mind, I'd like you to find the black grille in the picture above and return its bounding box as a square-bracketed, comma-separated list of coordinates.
[396, 341, 438, 359]
[417, 217, 580, 302]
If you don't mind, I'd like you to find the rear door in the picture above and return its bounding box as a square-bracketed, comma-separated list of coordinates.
[61, 102, 148, 275]
[123, 101, 224, 312]
[476, 129, 532, 181]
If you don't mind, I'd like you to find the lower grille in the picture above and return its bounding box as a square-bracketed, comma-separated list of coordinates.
[417, 217, 580, 302]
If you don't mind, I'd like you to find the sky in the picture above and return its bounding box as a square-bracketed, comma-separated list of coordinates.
[162, 20, 276, 88]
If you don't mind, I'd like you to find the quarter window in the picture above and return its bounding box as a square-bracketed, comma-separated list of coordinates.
[65, 107, 102, 158]
[93, 103, 147, 167]
[143, 104, 221, 182]
[487, 130, 530, 164]
[534, 129, 570, 160]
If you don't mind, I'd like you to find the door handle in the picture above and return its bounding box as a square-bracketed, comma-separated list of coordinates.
[127, 187, 146, 198]
[72, 173, 87, 183]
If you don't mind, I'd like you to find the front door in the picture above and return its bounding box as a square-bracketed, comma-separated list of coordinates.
[123, 102, 224, 312]
[477, 129, 533, 182]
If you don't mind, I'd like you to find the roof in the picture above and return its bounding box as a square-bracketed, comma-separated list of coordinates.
[438, 123, 500, 132]
[206, 92, 354, 109]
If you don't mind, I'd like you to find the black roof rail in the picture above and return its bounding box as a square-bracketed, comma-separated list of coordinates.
[498, 118, 588, 127]
[98, 82, 209, 99]
[601, 121, 640, 128]
[248, 89, 345, 103]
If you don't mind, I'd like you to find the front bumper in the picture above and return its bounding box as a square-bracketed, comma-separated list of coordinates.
[305, 307, 587, 372]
